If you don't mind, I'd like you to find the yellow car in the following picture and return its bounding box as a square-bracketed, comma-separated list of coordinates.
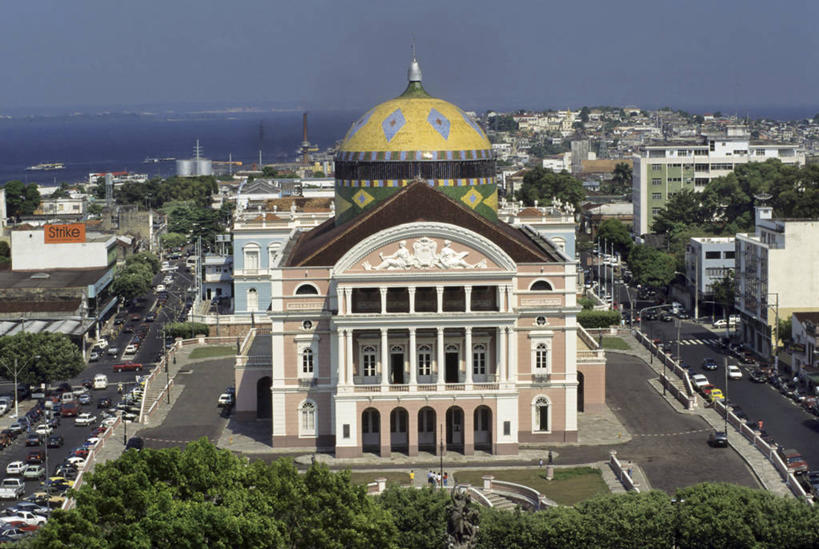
[707, 388, 725, 402]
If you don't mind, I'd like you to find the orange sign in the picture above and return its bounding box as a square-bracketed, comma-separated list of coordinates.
[44, 223, 86, 244]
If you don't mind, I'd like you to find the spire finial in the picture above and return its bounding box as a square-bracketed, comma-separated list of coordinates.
[408, 40, 422, 83]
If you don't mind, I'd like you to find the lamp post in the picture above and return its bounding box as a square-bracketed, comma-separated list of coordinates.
[0, 355, 40, 419]
[766, 293, 780, 373]
[439, 423, 444, 488]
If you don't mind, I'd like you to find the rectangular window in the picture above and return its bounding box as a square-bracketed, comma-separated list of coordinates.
[503, 421, 511, 436]
[363, 348, 377, 377]
[343, 424, 350, 439]
[651, 193, 662, 200]
[648, 150, 666, 159]
[651, 164, 662, 172]
[417, 347, 431, 376]
[473, 346, 486, 375]
[705, 251, 721, 259]
[651, 208, 661, 215]
[302, 349, 314, 374]
[651, 178, 662, 185]
[669, 163, 681, 168]
[694, 149, 708, 156]
[677, 149, 689, 156]
[724, 251, 735, 259]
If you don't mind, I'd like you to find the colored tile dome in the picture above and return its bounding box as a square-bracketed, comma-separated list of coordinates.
[334, 54, 496, 225]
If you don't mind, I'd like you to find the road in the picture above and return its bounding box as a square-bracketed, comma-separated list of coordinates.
[643, 317, 819, 470]
[0, 253, 195, 511]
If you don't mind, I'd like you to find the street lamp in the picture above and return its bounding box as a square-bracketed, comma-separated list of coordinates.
[0, 355, 40, 419]
[765, 293, 780, 373]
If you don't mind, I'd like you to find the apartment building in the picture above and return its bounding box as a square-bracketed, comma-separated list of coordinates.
[632, 126, 804, 235]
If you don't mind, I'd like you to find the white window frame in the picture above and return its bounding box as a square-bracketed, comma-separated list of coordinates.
[417, 344, 432, 376]
[529, 331, 553, 374]
[246, 288, 259, 312]
[296, 335, 319, 379]
[301, 348, 314, 374]
[472, 343, 487, 375]
[361, 345, 377, 377]
[268, 243, 281, 269]
[535, 343, 549, 371]
[532, 395, 551, 433]
[243, 244, 260, 272]
[299, 400, 317, 437]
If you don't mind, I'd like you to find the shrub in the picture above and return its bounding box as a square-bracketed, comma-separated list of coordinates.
[578, 310, 621, 328]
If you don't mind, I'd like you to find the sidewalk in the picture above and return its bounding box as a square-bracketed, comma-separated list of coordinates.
[611, 331, 792, 498]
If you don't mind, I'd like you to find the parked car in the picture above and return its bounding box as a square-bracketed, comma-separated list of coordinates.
[145, 312, 157, 322]
[124, 343, 139, 355]
[217, 393, 234, 407]
[25, 450, 44, 465]
[749, 369, 767, 383]
[89, 351, 100, 362]
[727, 365, 743, 380]
[125, 437, 144, 451]
[778, 448, 809, 474]
[706, 388, 725, 402]
[708, 431, 728, 448]
[5, 463, 26, 476]
[106, 346, 120, 357]
[34, 424, 52, 437]
[690, 374, 709, 390]
[60, 403, 80, 417]
[113, 363, 143, 373]
[21, 465, 45, 481]
[659, 312, 674, 322]
[94, 339, 109, 350]
[78, 393, 91, 405]
[97, 398, 112, 409]
[24, 435, 40, 447]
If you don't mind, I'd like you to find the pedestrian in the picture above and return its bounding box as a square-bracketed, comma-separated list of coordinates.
[548, 450, 553, 464]
[539, 458, 543, 468]
[409, 470, 415, 484]
[757, 420, 764, 431]
[443, 472, 448, 487]
[436, 472, 441, 487]
[427, 470, 433, 486]
[627, 461, 633, 478]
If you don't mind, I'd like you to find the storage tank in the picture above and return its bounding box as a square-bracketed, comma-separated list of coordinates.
[176, 159, 194, 177]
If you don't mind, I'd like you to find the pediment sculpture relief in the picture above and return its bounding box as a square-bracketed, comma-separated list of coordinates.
[363, 237, 487, 271]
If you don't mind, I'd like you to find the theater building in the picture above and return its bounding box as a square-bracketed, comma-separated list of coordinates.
[234, 56, 605, 456]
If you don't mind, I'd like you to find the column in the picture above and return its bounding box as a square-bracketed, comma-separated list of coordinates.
[345, 329, 354, 386]
[464, 286, 472, 313]
[498, 285, 506, 312]
[380, 407, 391, 458]
[409, 328, 417, 390]
[463, 403, 474, 456]
[380, 288, 388, 314]
[464, 327, 473, 387]
[437, 327, 445, 389]
[507, 326, 517, 382]
[381, 328, 389, 389]
[436, 286, 444, 314]
[344, 288, 352, 315]
[499, 327, 508, 383]
[336, 329, 346, 385]
[408, 287, 416, 314]
[505, 285, 513, 312]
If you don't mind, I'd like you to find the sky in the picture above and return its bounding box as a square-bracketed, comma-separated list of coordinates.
[1, 0, 817, 114]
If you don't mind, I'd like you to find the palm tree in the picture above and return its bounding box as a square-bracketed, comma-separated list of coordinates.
[611, 162, 633, 194]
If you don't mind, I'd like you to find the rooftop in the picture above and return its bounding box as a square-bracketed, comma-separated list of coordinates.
[0, 267, 111, 288]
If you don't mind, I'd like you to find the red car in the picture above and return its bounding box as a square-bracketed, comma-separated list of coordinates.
[113, 363, 143, 373]
[61, 402, 80, 417]
[26, 449, 45, 464]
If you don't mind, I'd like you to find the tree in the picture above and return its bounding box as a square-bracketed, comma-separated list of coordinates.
[579, 106, 590, 123]
[0, 333, 84, 385]
[651, 189, 713, 235]
[595, 219, 632, 258]
[515, 167, 586, 212]
[488, 115, 518, 132]
[125, 252, 160, 275]
[628, 244, 676, 289]
[87, 202, 103, 216]
[608, 162, 632, 195]
[711, 271, 736, 318]
[378, 486, 449, 549]
[50, 183, 72, 199]
[111, 270, 151, 303]
[31, 439, 398, 549]
[778, 315, 793, 345]
[312, 170, 325, 178]
[3, 180, 41, 217]
[160, 232, 188, 250]
[164, 322, 209, 339]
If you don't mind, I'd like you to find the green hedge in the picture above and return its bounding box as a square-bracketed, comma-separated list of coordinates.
[165, 322, 210, 339]
[578, 310, 621, 328]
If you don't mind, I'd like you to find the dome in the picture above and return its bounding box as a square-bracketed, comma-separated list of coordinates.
[334, 54, 496, 225]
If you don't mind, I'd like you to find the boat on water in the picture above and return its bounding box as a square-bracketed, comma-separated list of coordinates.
[26, 162, 65, 171]
[144, 157, 176, 163]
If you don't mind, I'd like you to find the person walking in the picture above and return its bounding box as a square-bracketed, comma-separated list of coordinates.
[548, 450, 553, 464]
[539, 458, 544, 468]
[443, 472, 448, 487]
[427, 470, 434, 486]
[409, 470, 415, 484]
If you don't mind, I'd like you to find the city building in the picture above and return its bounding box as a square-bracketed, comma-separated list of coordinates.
[632, 126, 805, 235]
[734, 205, 819, 362]
[791, 312, 817, 389]
[233, 56, 605, 457]
[203, 253, 233, 303]
[685, 236, 736, 314]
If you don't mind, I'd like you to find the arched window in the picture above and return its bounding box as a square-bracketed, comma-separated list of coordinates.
[535, 343, 549, 371]
[295, 283, 319, 295]
[302, 348, 314, 374]
[533, 396, 550, 432]
[243, 244, 260, 272]
[473, 344, 486, 375]
[362, 345, 377, 377]
[417, 344, 432, 376]
[529, 280, 553, 291]
[300, 401, 316, 436]
[247, 288, 259, 312]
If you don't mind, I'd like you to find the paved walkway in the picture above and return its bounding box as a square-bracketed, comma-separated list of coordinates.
[613, 331, 791, 497]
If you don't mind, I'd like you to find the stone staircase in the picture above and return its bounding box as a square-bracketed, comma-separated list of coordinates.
[482, 491, 518, 511]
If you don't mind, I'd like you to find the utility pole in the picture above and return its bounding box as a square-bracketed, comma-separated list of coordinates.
[0, 355, 39, 419]
[724, 355, 729, 441]
[694, 254, 699, 321]
[163, 327, 170, 404]
[439, 423, 444, 488]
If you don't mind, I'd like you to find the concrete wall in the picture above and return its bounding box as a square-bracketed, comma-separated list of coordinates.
[11, 230, 112, 271]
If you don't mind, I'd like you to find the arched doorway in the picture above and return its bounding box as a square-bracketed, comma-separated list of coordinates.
[390, 407, 409, 453]
[474, 406, 492, 452]
[417, 407, 436, 453]
[256, 377, 272, 419]
[362, 408, 380, 454]
[446, 406, 464, 453]
[577, 371, 585, 412]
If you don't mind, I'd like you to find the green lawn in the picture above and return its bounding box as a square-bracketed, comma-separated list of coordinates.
[189, 346, 235, 359]
[348, 471, 411, 487]
[601, 336, 630, 350]
[453, 466, 609, 506]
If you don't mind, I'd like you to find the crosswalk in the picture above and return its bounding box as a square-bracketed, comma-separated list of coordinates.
[676, 338, 720, 346]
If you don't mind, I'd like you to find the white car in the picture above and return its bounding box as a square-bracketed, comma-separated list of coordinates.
[124, 344, 138, 355]
[728, 365, 743, 380]
[155, 284, 166, 293]
[690, 374, 710, 389]
[66, 456, 86, 467]
[713, 319, 728, 329]
[163, 276, 174, 285]
[101, 416, 118, 427]
[34, 424, 53, 436]
[5, 462, 27, 475]
[94, 339, 109, 350]
[74, 413, 97, 426]
[85, 437, 101, 448]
